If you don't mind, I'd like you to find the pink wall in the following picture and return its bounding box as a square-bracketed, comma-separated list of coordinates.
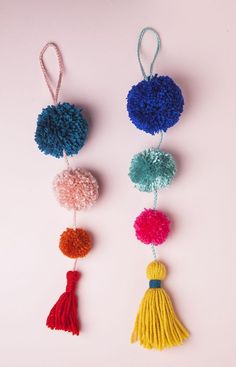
[0, 0, 235, 366]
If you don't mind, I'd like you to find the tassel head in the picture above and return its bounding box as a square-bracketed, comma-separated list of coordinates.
[66, 270, 79, 291]
[146, 260, 166, 280]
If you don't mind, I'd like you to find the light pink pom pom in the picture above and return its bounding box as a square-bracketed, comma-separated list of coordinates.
[53, 169, 99, 211]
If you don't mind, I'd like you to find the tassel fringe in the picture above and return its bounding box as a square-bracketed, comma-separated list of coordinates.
[131, 261, 189, 350]
[46, 270, 80, 335]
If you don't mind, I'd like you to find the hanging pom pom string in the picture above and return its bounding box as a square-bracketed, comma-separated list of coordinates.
[137, 27, 161, 80]
[36, 42, 99, 336]
[39, 42, 64, 105]
[128, 27, 189, 350]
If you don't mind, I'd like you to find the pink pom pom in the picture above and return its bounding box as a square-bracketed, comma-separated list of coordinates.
[53, 169, 99, 211]
[134, 209, 170, 245]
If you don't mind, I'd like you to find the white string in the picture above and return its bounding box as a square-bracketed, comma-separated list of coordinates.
[73, 258, 78, 271]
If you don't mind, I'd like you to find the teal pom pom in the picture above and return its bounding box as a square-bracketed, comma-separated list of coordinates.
[129, 149, 176, 192]
[35, 102, 88, 158]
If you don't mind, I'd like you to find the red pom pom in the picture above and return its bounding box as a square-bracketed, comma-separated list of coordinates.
[134, 209, 170, 245]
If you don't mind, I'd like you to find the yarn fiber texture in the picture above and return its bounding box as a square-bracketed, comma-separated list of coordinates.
[53, 168, 99, 211]
[59, 228, 92, 258]
[146, 260, 167, 280]
[46, 270, 80, 335]
[129, 148, 176, 192]
[134, 209, 170, 245]
[35, 102, 88, 158]
[131, 261, 189, 350]
[127, 75, 184, 134]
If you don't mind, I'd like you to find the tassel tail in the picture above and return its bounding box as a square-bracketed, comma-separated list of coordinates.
[131, 288, 189, 350]
[131, 261, 189, 350]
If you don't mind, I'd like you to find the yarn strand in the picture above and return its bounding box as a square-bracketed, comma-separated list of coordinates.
[151, 245, 157, 260]
[73, 211, 78, 270]
[63, 151, 71, 169]
[73, 210, 77, 230]
[39, 42, 64, 104]
[151, 190, 158, 259]
[157, 131, 164, 150]
[73, 259, 78, 271]
[137, 27, 161, 80]
[153, 190, 158, 210]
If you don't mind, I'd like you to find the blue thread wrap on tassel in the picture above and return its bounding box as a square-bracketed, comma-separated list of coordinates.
[149, 279, 161, 288]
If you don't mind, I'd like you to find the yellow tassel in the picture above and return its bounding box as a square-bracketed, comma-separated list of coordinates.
[131, 261, 189, 350]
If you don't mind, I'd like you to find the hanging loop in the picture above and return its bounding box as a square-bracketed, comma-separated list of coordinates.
[137, 27, 161, 80]
[39, 42, 64, 104]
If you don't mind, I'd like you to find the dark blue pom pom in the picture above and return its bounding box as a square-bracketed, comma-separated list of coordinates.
[127, 75, 184, 135]
[35, 102, 88, 158]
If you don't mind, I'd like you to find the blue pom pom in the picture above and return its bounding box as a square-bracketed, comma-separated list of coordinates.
[129, 148, 176, 192]
[35, 102, 88, 158]
[127, 75, 184, 134]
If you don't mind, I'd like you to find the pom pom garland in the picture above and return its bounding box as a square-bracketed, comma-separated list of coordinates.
[129, 27, 189, 350]
[129, 148, 176, 192]
[53, 168, 99, 211]
[37, 43, 100, 336]
[134, 209, 170, 245]
[127, 75, 184, 135]
[59, 228, 92, 258]
[35, 102, 88, 158]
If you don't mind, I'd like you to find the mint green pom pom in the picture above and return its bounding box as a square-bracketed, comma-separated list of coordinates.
[129, 149, 176, 192]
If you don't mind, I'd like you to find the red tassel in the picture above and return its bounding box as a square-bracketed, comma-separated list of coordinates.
[46, 270, 80, 335]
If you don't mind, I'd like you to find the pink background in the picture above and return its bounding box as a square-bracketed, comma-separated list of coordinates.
[0, 0, 236, 366]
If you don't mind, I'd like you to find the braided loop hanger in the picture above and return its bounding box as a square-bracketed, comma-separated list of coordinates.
[39, 42, 64, 104]
[137, 27, 161, 80]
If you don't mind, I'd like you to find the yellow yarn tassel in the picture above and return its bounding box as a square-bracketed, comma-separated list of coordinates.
[131, 261, 189, 350]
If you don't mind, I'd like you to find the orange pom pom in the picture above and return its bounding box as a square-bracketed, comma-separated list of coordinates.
[59, 228, 92, 258]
